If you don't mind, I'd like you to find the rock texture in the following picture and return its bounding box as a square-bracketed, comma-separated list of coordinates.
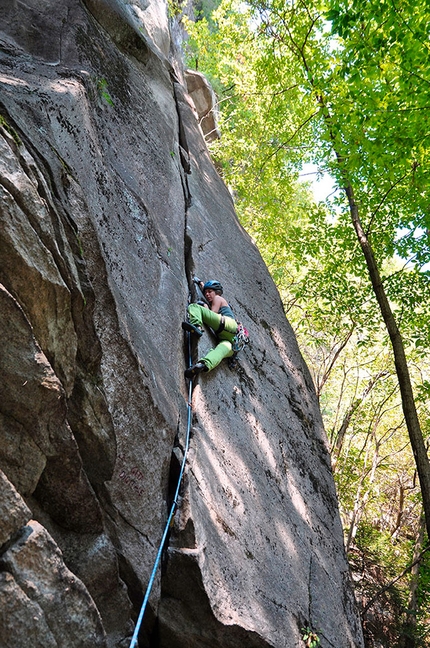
[0, 1, 364, 647]
[185, 69, 220, 142]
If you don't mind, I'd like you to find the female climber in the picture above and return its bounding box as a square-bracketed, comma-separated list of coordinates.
[182, 279, 238, 379]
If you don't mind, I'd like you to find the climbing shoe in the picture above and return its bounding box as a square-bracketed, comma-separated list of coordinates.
[184, 361, 208, 379]
[182, 321, 204, 337]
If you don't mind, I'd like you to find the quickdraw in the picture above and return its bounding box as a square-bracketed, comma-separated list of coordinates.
[233, 323, 250, 353]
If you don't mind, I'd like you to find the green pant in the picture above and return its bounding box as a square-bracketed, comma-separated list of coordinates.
[187, 303, 237, 371]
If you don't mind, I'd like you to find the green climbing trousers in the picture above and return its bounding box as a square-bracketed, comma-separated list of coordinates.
[187, 303, 238, 371]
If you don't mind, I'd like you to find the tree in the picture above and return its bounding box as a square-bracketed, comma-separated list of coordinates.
[245, 0, 430, 539]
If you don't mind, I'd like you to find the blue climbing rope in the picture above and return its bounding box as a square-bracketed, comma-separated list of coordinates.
[129, 308, 194, 648]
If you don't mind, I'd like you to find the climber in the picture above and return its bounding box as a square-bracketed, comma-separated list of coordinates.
[182, 279, 238, 379]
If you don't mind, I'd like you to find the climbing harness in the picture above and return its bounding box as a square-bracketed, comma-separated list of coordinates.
[128, 299, 195, 648]
[215, 315, 226, 334]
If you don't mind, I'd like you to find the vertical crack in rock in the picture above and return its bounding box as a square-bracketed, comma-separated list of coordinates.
[171, 75, 193, 287]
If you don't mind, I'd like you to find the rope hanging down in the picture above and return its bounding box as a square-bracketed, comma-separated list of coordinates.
[129, 313, 194, 648]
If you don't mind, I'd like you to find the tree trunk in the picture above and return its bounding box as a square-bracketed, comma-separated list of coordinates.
[343, 181, 430, 540]
[400, 512, 426, 648]
[346, 428, 379, 552]
[332, 369, 389, 461]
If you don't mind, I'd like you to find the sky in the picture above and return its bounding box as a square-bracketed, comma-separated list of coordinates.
[299, 163, 337, 203]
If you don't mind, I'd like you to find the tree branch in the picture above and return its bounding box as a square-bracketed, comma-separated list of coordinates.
[361, 544, 430, 617]
[259, 111, 318, 172]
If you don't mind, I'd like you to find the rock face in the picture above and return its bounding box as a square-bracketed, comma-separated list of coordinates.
[185, 69, 220, 141]
[0, 1, 364, 647]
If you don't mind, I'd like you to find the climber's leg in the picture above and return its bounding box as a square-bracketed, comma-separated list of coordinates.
[200, 339, 234, 371]
[187, 303, 237, 334]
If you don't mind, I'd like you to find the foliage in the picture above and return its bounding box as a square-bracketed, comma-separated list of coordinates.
[183, 0, 315, 218]
[96, 78, 114, 107]
[350, 527, 430, 647]
[301, 626, 321, 648]
[0, 114, 21, 145]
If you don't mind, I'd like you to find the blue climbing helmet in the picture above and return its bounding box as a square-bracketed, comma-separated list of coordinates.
[203, 280, 223, 294]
